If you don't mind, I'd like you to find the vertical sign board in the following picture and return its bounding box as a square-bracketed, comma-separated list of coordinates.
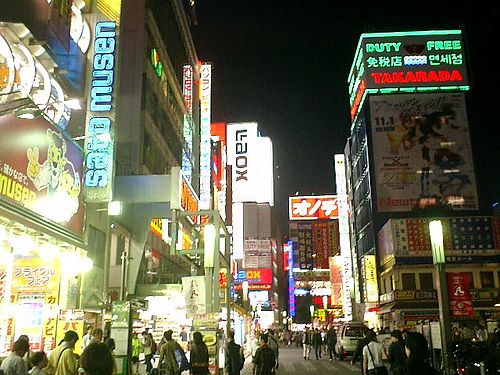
[182, 65, 194, 184]
[363, 255, 378, 303]
[226, 122, 259, 203]
[447, 272, 473, 318]
[83, 21, 118, 202]
[286, 241, 296, 317]
[199, 63, 212, 209]
[334, 154, 352, 320]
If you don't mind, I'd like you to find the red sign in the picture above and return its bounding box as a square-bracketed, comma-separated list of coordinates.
[447, 272, 473, 318]
[0, 115, 84, 236]
[289, 195, 338, 220]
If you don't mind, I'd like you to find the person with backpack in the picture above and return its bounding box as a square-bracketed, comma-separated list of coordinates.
[158, 330, 181, 375]
[362, 330, 387, 375]
[189, 332, 209, 375]
[224, 331, 245, 375]
[44, 330, 79, 375]
[252, 334, 275, 375]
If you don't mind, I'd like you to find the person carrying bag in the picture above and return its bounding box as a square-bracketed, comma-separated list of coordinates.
[362, 331, 387, 375]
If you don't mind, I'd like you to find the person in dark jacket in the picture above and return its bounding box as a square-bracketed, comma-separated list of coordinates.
[392, 332, 437, 375]
[224, 331, 245, 375]
[388, 330, 406, 374]
[351, 329, 373, 374]
[189, 332, 209, 375]
[326, 327, 337, 361]
[312, 329, 323, 360]
[252, 334, 275, 375]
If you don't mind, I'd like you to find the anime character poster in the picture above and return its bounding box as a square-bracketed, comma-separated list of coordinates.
[0, 114, 84, 235]
[369, 93, 478, 212]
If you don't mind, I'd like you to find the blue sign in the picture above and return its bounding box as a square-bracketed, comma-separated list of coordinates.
[83, 21, 117, 202]
[287, 241, 296, 317]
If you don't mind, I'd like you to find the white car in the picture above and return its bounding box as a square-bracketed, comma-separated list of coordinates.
[335, 322, 369, 360]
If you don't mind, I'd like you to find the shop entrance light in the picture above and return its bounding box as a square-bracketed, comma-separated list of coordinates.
[107, 201, 123, 216]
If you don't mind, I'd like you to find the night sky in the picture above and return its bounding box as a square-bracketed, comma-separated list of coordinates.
[190, 2, 499, 222]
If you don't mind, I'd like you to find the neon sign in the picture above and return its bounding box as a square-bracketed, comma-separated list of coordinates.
[199, 63, 212, 209]
[150, 49, 163, 78]
[83, 21, 117, 202]
[348, 30, 469, 125]
[182, 65, 194, 183]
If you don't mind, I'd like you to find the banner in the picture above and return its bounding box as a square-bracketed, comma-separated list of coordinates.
[447, 272, 473, 318]
[0, 115, 84, 235]
[182, 276, 206, 314]
[312, 221, 330, 269]
[297, 222, 313, 269]
[370, 93, 478, 212]
[329, 257, 343, 305]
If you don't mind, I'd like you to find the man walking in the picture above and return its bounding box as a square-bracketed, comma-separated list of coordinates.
[224, 331, 245, 375]
[252, 334, 275, 375]
[312, 329, 322, 360]
[45, 330, 79, 375]
[302, 328, 312, 360]
[326, 326, 337, 361]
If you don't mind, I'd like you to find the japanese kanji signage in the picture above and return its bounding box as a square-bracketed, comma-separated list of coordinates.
[297, 222, 314, 269]
[289, 195, 339, 220]
[447, 272, 473, 318]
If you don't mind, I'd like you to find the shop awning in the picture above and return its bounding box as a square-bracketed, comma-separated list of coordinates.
[378, 301, 438, 314]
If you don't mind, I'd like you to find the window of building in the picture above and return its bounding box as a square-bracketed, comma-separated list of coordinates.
[87, 226, 106, 268]
[480, 271, 495, 288]
[467, 272, 475, 288]
[388, 276, 394, 292]
[419, 273, 434, 289]
[401, 273, 416, 290]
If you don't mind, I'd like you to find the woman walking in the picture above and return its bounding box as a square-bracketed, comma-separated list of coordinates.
[189, 332, 209, 375]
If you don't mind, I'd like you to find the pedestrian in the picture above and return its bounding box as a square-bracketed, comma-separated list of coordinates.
[188, 332, 209, 375]
[44, 330, 79, 375]
[80, 342, 114, 375]
[224, 331, 245, 375]
[28, 351, 48, 375]
[18, 335, 34, 372]
[81, 327, 93, 351]
[142, 331, 153, 373]
[363, 330, 387, 375]
[302, 328, 311, 360]
[312, 329, 322, 359]
[326, 326, 337, 361]
[90, 328, 103, 344]
[392, 331, 437, 375]
[388, 330, 406, 374]
[321, 328, 328, 355]
[104, 338, 118, 374]
[158, 330, 181, 375]
[0, 338, 30, 375]
[351, 328, 372, 374]
[266, 330, 279, 369]
[252, 334, 275, 375]
[131, 332, 142, 375]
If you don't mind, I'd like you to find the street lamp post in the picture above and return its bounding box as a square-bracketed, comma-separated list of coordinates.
[429, 220, 453, 374]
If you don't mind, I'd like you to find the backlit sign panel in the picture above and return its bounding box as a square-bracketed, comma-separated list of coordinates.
[287, 241, 296, 317]
[199, 63, 212, 209]
[226, 122, 259, 203]
[370, 93, 478, 212]
[83, 21, 117, 202]
[363, 255, 378, 303]
[182, 64, 194, 183]
[348, 30, 469, 123]
[234, 268, 272, 284]
[289, 195, 338, 220]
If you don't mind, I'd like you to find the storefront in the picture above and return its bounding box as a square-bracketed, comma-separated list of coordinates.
[0, 22, 87, 356]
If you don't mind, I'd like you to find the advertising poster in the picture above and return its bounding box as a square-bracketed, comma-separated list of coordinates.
[363, 255, 378, 303]
[243, 238, 272, 269]
[447, 272, 473, 318]
[328, 256, 343, 305]
[56, 310, 85, 355]
[312, 221, 330, 269]
[297, 222, 313, 269]
[370, 93, 478, 212]
[327, 221, 340, 256]
[0, 114, 84, 236]
[182, 276, 206, 314]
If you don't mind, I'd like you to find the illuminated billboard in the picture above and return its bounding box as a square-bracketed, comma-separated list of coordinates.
[226, 122, 258, 203]
[289, 195, 338, 220]
[199, 63, 212, 209]
[83, 21, 118, 202]
[0, 115, 84, 236]
[362, 255, 378, 303]
[182, 64, 194, 183]
[370, 93, 478, 212]
[348, 30, 469, 122]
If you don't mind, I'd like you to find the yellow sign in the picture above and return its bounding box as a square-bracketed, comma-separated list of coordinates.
[363, 255, 379, 303]
[96, 0, 122, 23]
[12, 257, 61, 295]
